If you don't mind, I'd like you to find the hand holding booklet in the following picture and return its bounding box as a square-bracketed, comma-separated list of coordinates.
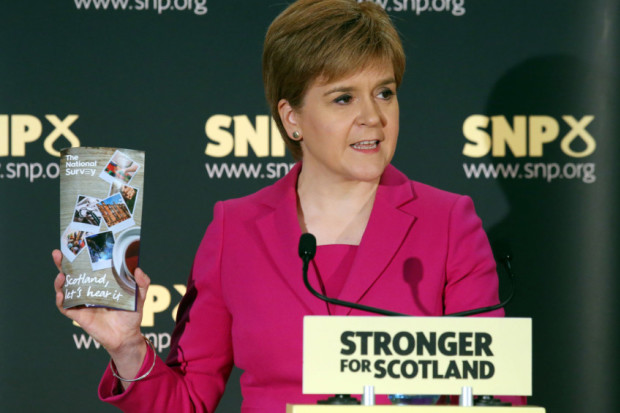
[59, 147, 145, 311]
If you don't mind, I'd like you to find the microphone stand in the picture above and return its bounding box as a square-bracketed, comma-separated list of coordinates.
[301, 235, 516, 318]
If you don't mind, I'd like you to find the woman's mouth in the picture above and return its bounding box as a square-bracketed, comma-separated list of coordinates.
[351, 140, 379, 150]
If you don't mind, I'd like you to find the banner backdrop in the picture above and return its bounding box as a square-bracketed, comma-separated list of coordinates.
[1, 1, 618, 412]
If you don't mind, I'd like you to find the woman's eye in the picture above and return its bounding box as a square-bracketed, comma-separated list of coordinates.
[334, 94, 353, 104]
[378, 88, 395, 100]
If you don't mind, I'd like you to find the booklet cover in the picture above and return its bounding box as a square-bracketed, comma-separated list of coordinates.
[59, 147, 145, 310]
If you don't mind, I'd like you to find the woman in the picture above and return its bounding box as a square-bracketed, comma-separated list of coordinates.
[54, 0, 506, 411]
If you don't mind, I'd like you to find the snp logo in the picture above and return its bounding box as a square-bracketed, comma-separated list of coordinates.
[0, 114, 80, 157]
[462, 115, 596, 158]
[205, 115, 286, 158]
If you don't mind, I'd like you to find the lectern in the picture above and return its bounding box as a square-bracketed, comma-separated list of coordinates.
[287, 316, 545, 411]
[287, 407, 546, 412]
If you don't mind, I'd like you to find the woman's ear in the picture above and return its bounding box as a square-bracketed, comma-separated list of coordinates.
[278, 99, 302, 141]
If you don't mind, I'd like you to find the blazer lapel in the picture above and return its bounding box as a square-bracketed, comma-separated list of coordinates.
[334, 165, 417, 315]
[254, 163, 327, 315]
[253, 163, 417, 316]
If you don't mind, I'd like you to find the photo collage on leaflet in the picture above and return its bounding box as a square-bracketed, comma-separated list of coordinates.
[61, 150, 141, 272]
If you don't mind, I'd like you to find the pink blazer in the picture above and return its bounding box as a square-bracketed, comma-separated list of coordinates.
[99, 163, 504, 412]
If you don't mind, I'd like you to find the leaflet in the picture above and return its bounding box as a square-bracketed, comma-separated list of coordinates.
[59, 147, 145, 310]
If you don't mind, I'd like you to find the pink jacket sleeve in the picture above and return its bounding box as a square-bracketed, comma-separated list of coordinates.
[444, 195, 504, 317]
[99, 202, 233, 412]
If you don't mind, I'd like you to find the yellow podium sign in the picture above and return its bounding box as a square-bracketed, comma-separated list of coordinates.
[303, 316, 531, 396]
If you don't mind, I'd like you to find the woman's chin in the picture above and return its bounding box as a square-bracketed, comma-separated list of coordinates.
[346, 163, 389, 183]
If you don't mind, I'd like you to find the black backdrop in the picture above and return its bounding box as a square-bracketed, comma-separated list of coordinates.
[1, 1, 618, 412]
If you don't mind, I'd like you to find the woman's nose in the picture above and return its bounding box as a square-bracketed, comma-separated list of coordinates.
[357, 98, 383, 127]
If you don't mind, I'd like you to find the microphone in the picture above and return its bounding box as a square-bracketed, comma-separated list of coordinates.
[299, 233, 317, 263]
[297, 233, 515, 317]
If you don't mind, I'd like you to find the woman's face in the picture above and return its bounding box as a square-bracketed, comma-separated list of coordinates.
[284, 61, 399, 184]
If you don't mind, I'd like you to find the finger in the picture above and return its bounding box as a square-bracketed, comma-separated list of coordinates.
[135, 267, 150, 288]
[56, 290, 67, 314]
[134, 267, 150, 313]
[52, 249, 63, 272]
[54, 274, 68, 315]
[54, 272, 66, 292]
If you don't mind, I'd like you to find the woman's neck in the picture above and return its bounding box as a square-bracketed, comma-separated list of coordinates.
[296, 168, 380, 246]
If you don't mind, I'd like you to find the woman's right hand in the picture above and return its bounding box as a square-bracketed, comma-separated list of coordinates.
[53, 249, 151, 385]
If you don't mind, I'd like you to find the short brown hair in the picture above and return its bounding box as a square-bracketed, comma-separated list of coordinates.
[263, 0, 405, 160]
